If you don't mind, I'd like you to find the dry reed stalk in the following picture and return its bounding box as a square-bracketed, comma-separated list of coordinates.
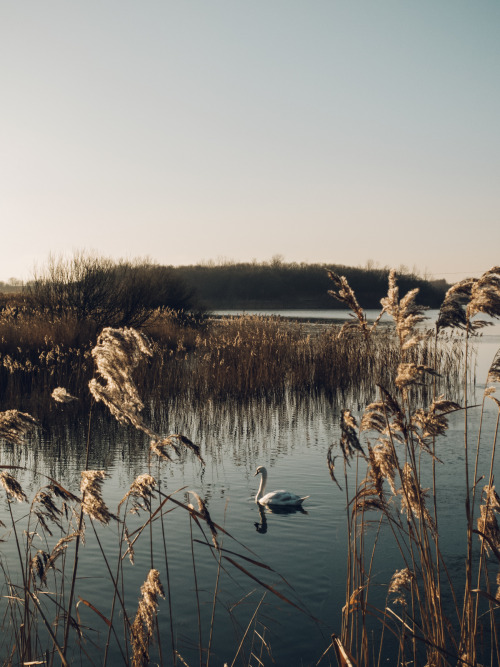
[0, 471, 28, 502]
[381, 269, 428, 351]
[119, 473, 157, 514]
[0, 409, 38, 446]
[388, 567, 413, 607]
[89, 327, 155, 436]
[477, 485, 500, 556]
[130, 569, 165, 667]
[80, 470, 116, 525]
[329, 268, 485, 666]
[51, 387, 77, 403]
[189, 491, 219, 549]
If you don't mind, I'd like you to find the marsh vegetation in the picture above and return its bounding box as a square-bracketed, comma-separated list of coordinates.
[0, 265, 499, 666]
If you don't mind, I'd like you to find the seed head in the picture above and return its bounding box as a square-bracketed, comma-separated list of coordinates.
[131, 569, 165, 667]
[0, 472, 28, 502]
[0, 410, 38, 446]
[51, 387, 77, 403]
[80, 470, 116, 524]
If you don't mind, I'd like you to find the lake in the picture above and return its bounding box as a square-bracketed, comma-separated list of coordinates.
[1, 310, 499, 666]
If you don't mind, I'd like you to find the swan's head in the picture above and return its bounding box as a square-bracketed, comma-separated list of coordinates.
[254, 465, 267, 477]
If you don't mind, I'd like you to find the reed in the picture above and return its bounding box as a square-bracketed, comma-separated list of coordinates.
[325, 267, 500, 666]
[0, 268, 486, 665]
[0, 304, 462, 414]
[0, 325, 310, 666]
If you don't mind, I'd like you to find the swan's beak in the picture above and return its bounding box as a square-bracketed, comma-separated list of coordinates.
[254, 470, 259, 476]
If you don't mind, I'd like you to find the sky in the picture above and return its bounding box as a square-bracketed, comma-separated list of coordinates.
[1, 1, 499, 283]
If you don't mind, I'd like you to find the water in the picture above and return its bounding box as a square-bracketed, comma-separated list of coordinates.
[1, 312, 500, 665]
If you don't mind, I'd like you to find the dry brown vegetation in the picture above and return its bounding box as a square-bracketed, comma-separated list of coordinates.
[324, 267, 500, 666]
[0, 298, 463, 415]
[0, 266, 498, 665]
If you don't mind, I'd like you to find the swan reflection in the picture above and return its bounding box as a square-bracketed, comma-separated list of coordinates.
[254, 502, 308, 534]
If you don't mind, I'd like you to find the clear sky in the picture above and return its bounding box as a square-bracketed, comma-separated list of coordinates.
[2, 1, 499, 283]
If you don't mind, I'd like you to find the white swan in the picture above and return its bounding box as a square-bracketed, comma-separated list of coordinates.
[254, 465, 309, 507]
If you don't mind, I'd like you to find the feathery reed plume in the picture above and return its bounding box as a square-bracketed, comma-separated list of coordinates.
[367, 441, 397, 495]
[395, 362, 439, 390]
[437, 267, 500, 332]
[90, 328, 202, 464]
[0, 471, 28, 502]
[380, 269, 428, 348]
[467, 266, 500, 321]
[327, 271, 366, 321]
[124, 526, 135, 565]
[388, 568, 413, 606]
[339, 409, 365, 462]
[410, 396, 460, 458]
[149, 439, 175, 461]
[150, 434, 204, 464]
[398, 463, 436, 535]
[344, 585, 367, 613]
[119, 473, 157, 513]
[486, 348, 500, 385]
[353, 482, 386, 513]
[327, 444, 342, 490]
[32, 489, 64, 533]
[361, 387, 406, 443]
[189, 491, 219, 548]
[327, 270, 384, 339]
[483, 485, 500, 511]
[47, 481, 80, 504]
[42, 532, 81, 584]
[30, 550, 49, 584]
[88, 327, 155, 436]
[477, 486, 500, 556]
[51, 387, 77, 403]
[436, 278, 476, 332]
[80, 470, 116, 525]
[0, 409, 38, 445]
[130, 569, 165, 667]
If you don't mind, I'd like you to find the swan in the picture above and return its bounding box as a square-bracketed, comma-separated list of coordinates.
[254, 465, 309, 507]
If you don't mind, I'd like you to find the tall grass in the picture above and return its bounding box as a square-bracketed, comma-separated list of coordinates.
[0, 327, 303, 666]
[0, 268, 492, 666]
[324, 267, 500, 666]
[0, 303, 463, 413]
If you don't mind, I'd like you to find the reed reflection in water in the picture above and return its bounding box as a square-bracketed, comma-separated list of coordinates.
[0, 305, 497, 665]
[2, 371, 494, 666]
[0, 390, 347, 666]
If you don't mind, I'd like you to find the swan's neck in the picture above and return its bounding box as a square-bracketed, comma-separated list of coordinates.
[256, 471, 267, 502]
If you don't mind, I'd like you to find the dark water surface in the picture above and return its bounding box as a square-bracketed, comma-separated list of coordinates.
[1, 314, 500, 665]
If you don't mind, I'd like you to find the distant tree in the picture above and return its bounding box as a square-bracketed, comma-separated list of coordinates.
[28, 252, 203, 328]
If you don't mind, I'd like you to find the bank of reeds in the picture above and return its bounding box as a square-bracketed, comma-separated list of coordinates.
[323, 267, 500, 666]
[0, 302, 463, 414]
[0, 268, 488, 666]
[0, 327, 304, 666]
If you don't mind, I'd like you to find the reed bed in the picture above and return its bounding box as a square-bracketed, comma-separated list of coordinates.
[323, 267, 500, 666]
[0, 328, 300, 666]
[0, 269, 490, 666]
[0, 304, 463, 414]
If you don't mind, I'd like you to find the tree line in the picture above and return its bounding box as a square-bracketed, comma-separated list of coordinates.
[171, 260, 449, 310]
[1, 255, 449, 327]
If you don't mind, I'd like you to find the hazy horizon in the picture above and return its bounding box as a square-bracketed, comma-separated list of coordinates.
[2, 2, 499, 283]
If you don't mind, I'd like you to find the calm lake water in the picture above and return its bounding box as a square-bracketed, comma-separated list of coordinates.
[1, 311, 500, 665]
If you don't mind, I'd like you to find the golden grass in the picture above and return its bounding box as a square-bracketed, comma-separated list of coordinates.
[324, 266, 500, 666]
[0, 267, 496, 665]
